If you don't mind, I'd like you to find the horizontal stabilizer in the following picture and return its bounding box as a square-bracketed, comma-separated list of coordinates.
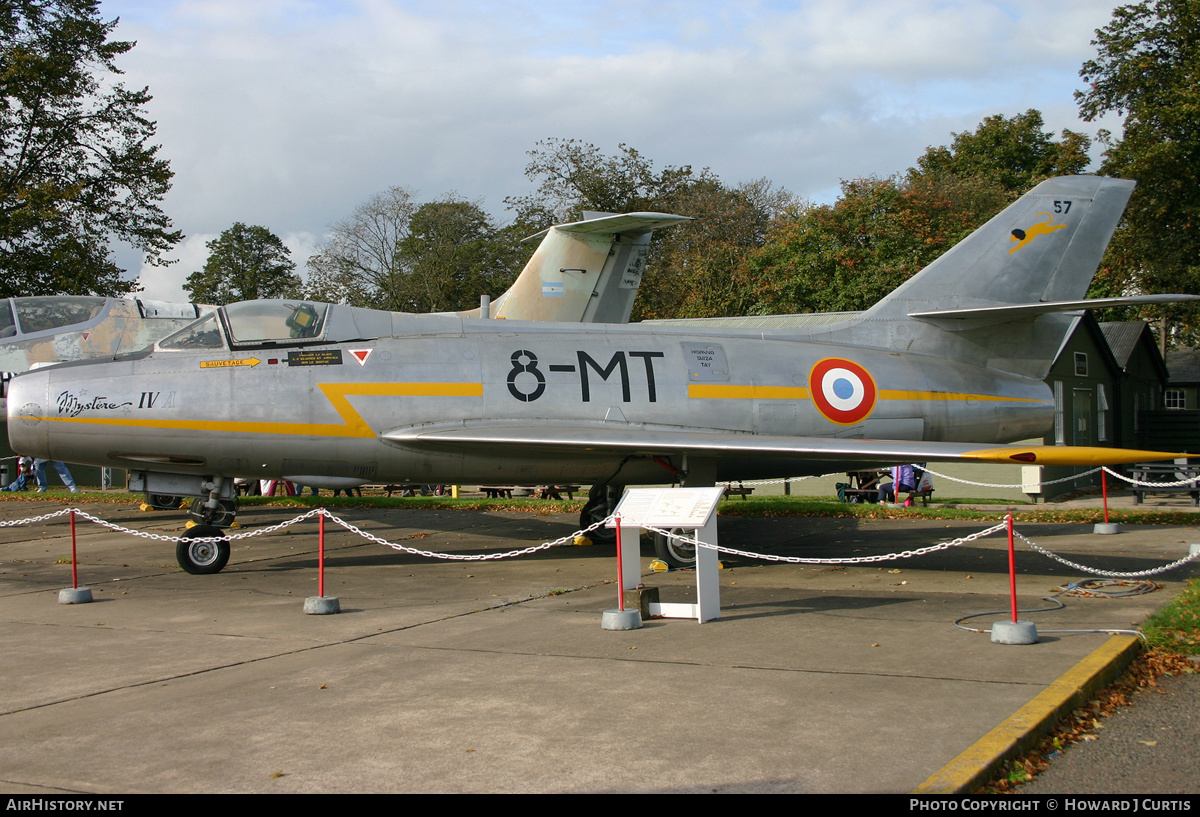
[382, 421, 1187, 467]
[911, 294, 1200, 322]
[520, 212, 692, 243]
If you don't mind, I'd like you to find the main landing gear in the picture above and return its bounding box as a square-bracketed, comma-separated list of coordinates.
[581, 483, 698, 568]
[579, 483, 623, 545]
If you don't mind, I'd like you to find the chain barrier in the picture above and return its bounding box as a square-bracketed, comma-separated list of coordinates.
[1101, 466, 1200, 489]
[5, 505, 617, 561]
[1013, 528, 1200, 578]
[318, 509, 615, 561]
[915, 465, 1102, 489]
[5, 505, 1198, 576]
[641, 521, 1010, 565]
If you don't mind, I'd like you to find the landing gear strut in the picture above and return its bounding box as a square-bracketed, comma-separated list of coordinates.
[579, 483, 623, 544]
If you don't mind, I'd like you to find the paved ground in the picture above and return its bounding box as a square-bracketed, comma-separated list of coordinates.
[0, 493, 1197, 794]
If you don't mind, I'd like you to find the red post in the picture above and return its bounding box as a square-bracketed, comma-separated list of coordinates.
[614, 514, 624, 611]
[70, 509, 78, 589]
[1101, 469, 1110, 524]
[1006, 513, 1018, 622]
[318, 511, 326, 598]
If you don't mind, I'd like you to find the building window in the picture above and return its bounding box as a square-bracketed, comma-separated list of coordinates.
[1097, 384, 1108, 442]
[1165, 389, 1186, 410]
[1074, 352, 1088, 377]
[1054, 381, 1064, 445]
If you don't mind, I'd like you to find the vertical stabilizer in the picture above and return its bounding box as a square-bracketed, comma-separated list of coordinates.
[864, 175, 1135, 320]
[842, 176, 1136, 379]
[462, 213, 690, 323]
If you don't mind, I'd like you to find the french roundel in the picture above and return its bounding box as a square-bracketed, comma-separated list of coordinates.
[810, 358, 877, 425]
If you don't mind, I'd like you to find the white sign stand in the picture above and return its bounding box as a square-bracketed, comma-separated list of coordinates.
[609, 487, 725, 623]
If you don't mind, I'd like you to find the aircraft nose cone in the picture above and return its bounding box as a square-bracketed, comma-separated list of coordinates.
[6, 369, 50, 458]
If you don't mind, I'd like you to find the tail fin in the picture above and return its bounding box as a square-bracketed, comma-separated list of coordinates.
[459, 212, 690, 323]
[850, 175, 1136, 379]
[865, 175, 1135, 319]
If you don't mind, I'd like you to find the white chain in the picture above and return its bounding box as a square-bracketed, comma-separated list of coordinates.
[8, 506, 1199, 577]
[916, 465, 1103, 489]
[0, 507, 77, 526]
[1013, 529, 1200, 578]
[66, 507, 325, 543]
[318, 509, 615, 560]
[640, 521, 1010, 565]
[1101, 466, 1200, 489]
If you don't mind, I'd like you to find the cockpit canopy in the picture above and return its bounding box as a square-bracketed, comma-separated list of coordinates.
[0, 297, 108, 338]
[157, 300, 396, 350]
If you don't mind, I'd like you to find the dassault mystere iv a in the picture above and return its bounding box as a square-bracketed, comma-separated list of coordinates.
[8, 176, 1193, 574]
[0, 296, 208, 414]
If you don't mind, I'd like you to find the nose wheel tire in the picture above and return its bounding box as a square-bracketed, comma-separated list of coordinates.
[653, 527, 695, 569]
[177, 525, 230, 574]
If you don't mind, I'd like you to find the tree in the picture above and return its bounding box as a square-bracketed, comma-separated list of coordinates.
[1077, 0, 1200, 343]
[305, 186, 417, 309]
[739, 110, 1091, 316]
[507, 138, 796, 320]
[636, 177, 796, 319]
[397, 197, 526, 312]
[504, 138, 701, 227]
[305, 187, 525, 312]
[0, 0, 180, 298]
[741, 173, 1014, 315]
[914, 109, 1091, 194]
[185, 223, 298, 305]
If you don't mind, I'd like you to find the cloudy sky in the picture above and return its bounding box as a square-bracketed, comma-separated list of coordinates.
[99, 0, 1123, 302]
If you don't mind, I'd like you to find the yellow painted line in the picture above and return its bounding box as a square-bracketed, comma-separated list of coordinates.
[688, 384, 809, 399]
[200, 358, 260, 368]
[914, 636, 1140, 794]
[689, 384, 1041, 403]
[879, 390, 1042, 403]
[32, 381, 483, 439]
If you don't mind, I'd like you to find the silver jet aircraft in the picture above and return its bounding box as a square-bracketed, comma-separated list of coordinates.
[7, 176, 1192, 574]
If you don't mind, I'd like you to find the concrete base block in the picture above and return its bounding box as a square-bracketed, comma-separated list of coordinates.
[601, 608, 642, 630]
[623, 587, 659, 619]
[991, 619, 1038, 645]
[58, 587, 93, 604]
[304, 596, 340, 615]
[1093, 522, 1121, 535]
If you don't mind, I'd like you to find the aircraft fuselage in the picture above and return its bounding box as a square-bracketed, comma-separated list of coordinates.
[7, 313, 1052, 486]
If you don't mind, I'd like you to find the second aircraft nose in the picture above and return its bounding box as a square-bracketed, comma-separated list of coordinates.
[6, 368, 50, 459]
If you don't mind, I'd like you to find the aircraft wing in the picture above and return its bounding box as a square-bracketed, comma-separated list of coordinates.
[381, 421, 1186, 467]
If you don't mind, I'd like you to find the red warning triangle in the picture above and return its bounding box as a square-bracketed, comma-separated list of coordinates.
[348, 348, 372, 366]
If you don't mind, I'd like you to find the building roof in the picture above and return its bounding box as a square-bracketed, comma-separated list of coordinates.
[1099, 321, 1149, 369]
[1166, 348, 1200, 385]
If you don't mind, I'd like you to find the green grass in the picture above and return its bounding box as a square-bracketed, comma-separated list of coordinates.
[1141, 577, 1200, 655]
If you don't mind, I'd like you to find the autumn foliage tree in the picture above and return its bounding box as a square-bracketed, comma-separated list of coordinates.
[740, 110, 1089, 316]
[184, 223, 299, 305]
[1078, 0, 1200, 343]
[0, 0, 180, 297]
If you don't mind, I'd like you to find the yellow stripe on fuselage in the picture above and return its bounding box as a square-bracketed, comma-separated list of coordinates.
[33, 382, 483, 438]
[688, 384, 810, 400]
[877, 390, 1042, 403]
[689, 384, 1041, 403]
